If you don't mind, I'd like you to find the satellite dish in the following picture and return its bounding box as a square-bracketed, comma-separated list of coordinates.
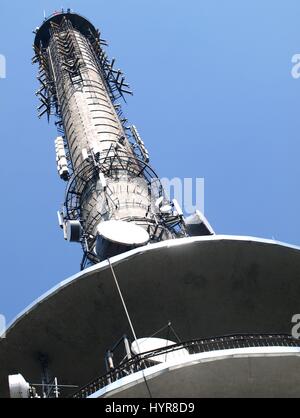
[97, 220, 149, 247]
[96, 221, 150, 260]
[8, 374, 30, 399]
[131, 338, 189, 364]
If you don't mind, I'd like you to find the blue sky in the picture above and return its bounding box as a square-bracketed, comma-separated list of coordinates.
[1, 0, 300, 322]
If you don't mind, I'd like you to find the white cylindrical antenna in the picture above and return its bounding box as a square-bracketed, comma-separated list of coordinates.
[57, 211, 64, 229]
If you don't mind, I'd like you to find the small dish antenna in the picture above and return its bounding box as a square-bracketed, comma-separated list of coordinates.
[131, 338, 189, 364]
[97, 220, 149, 247]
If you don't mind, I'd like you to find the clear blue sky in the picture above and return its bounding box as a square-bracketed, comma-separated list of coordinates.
[1, 0, 300, 322]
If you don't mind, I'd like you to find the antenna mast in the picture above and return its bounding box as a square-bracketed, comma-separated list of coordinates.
[33, 11, 187, 269]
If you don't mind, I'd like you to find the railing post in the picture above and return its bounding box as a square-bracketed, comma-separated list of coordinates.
[105, 350, 114, 385]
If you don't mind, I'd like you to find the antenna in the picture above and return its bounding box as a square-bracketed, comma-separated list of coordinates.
[9, 374, 78, 398]
[131, 125, 150, 163]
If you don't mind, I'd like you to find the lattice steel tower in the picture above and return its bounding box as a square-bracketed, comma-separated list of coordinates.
[33, 11, 188, 269]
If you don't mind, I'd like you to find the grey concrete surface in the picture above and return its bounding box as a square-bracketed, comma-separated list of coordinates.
[1, 236, 300, 397]
[99, 349, 300, 398]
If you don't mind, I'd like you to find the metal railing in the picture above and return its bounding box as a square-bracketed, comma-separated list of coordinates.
[72, 333, 300, 398]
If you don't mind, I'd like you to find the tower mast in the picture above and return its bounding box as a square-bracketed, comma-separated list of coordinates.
[33, 11, 186, 268]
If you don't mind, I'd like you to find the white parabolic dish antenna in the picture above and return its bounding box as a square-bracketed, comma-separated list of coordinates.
[131, 338, 190, 364]
[97, 220, 150, 246]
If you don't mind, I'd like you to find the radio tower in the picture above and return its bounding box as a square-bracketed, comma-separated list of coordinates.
[1, 11, 300, 399]
[32, 11, 199, 269]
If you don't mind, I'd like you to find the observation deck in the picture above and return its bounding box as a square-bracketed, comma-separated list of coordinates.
[1, 235, 300, 397]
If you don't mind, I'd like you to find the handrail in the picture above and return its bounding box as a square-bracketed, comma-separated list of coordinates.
[72, 333, 300, 398]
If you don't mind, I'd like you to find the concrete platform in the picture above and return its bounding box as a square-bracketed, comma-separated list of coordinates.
[92, 347, 300, 398]
[1, 235, 300, 397]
